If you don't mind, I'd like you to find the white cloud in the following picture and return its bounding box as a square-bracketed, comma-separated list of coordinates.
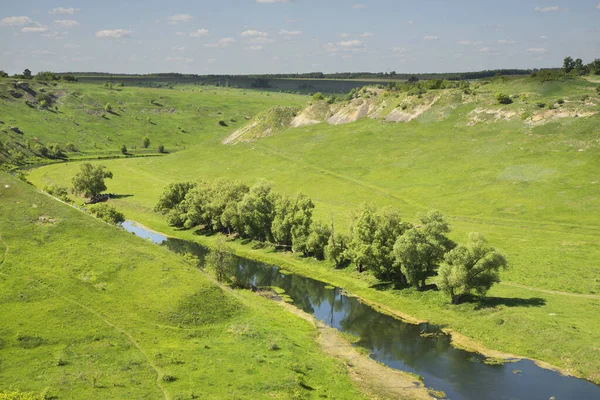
[31, 49, 55, 56]
[241, 29, 268, 37]
[205, 37, 236, 48]
[527, 47, 547, 53]
[339, 40, 362, 47]
[360, 32, 374, 37]
[247, 37, 275, 44]
[339, 32, 351, 38]
[64, 43, 80, 48]
[165, 56, 193, 63]
[324, 39, 365, 54]
[189, 28, 209, 37]
[279, 29, 302, 35]
[175, 31, 186, 36]
[167, 14, 193, 24]
[54, 20, 79, 28]
[534, 6, 560, 12]
[457, 40, 482, 46]
[540, 35, 548, 39]
[246, 45, 264, 50]
[50, 7, 79, 15]
[22, 25, 48, 33]
[423, 35, 438, 40]
[497, 39, 516, 44]
[596, 3, 600, 8]
[0, 16, 32, 26]
[173, 46, 186, 51]
[256, 0, 289, 3]
[96, 29, 131, 38]
[352, 3, 366, 8]
[391, 47, 407, 53]
[478, 47, 493, 53]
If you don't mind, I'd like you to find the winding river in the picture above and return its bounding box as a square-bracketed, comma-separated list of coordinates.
[122, 221, 600, 400]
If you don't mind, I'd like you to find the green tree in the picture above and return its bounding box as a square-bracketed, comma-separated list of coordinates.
[154, 181, 197, 214]
[23, 69, 32, 79]
[158, 144, 165, 153]
[325, 230, 350, 268]
[89, 203, 125, 225]
[272, 193, 314, 252]
[346, 204, 378, 273]
[142, 136, 150, 148]
[0, 70, 8, 78]
[305, 221, 331, 260]
[206, 238, 234, 283]
[120, 144, 127, 154]
[495, 92, 512, 105]
[437, 233, 508, 304]
[71, 162, 113, 197]
[563, 56, 575, 73]
[205, 178, 249, 233]
[238, 180, 277, 242]
[312, 92, 324, 101]
[372, 207, 409, 281]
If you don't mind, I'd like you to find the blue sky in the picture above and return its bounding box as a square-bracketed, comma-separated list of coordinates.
[1, 0, 599, 75]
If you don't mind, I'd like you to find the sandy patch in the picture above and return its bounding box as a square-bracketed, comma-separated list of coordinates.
[327, 99, 370, 125]
[467, 108, 518, 126]
[385, 96, 440, 123]
[527, 109, 597, 126]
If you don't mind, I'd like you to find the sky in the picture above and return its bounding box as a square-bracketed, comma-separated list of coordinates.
[1, 0, 599, 75]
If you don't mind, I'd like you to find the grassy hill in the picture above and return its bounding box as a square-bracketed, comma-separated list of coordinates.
[11, 75, 600, 384]
[0, 172, 370, 399]
[0, 78, 306, 169]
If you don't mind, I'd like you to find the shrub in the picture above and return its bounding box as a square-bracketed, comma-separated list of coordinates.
[89, 203, 125, 225]
[312, 92, 324, 101]
[120, 144, 127, 154]
[158, 144, 165, 153]
[104, 103, 112, 112]
[218, 120, 228, 127]
[142, 136, 150, 148]
[495, 92, 512, 105]
[65, 142, 77, 152]
[536, 102, 546, 108]
[557, 98, 565, 105]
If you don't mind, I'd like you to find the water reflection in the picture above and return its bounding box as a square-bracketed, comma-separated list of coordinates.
[123, 223, 600, 400]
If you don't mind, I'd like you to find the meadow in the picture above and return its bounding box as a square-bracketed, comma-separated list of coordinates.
[0, 172, 373, 399]
[11, 75, 600, 384]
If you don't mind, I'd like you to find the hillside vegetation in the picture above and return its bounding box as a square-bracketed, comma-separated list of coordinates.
[0, 172, 371, 399]
[19, 75, 600, 384]
[0, 78, 306, 169]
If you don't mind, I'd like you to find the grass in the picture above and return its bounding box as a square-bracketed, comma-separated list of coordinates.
[17, 76, 600, 383]
[0, 172, 367, 399]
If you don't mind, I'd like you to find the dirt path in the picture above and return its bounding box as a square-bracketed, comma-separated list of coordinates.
[274, 299, 433, 400]
[500, 281, 600, 299]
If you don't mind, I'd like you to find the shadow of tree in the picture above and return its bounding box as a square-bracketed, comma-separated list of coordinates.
[112, 194, 133, 199]
[474, 296, 546, 310]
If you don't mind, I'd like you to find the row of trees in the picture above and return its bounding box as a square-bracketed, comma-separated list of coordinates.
[562, 57, 600, 76]
[155, 179, 508, 304]
[2, 69, 78, 82]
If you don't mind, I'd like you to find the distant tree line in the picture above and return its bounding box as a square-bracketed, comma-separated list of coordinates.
[155, 179, 508, 303]
[56, 69, 535, 82]
[5, 69, 78, 82]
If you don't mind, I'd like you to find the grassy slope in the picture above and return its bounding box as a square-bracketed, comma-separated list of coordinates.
[0, 172, 366, 399]
[26, 77, 600, 382]
[0, 78, 306, 166]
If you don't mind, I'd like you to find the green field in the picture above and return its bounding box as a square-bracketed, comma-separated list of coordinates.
[5, 75, 600, 387]
[0, 172, 375, 399]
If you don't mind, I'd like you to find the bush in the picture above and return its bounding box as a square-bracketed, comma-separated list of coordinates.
[120, 144, 127, 154]
[142, 136, 150, 148]
[557, 98, 565, 105]
[536, 102, 546, 108]
[65, 142, 77, 152]
[158, 144, 165, 153]
[312, 92, 324, 101]
[89, 203, 125, 225]
[495, 92, 512, 105]
[104, 103, 112, 112]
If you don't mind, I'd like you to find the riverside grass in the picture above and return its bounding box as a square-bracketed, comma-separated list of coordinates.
[22, 76, 600, 383]
[0, 173, 367, 399]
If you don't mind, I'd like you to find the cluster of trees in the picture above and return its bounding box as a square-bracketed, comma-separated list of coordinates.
[5, 69, 77, 82]
[72, 163, 114, 197]
[155, 179, 508, 303]
[562, 57, 600, 76]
